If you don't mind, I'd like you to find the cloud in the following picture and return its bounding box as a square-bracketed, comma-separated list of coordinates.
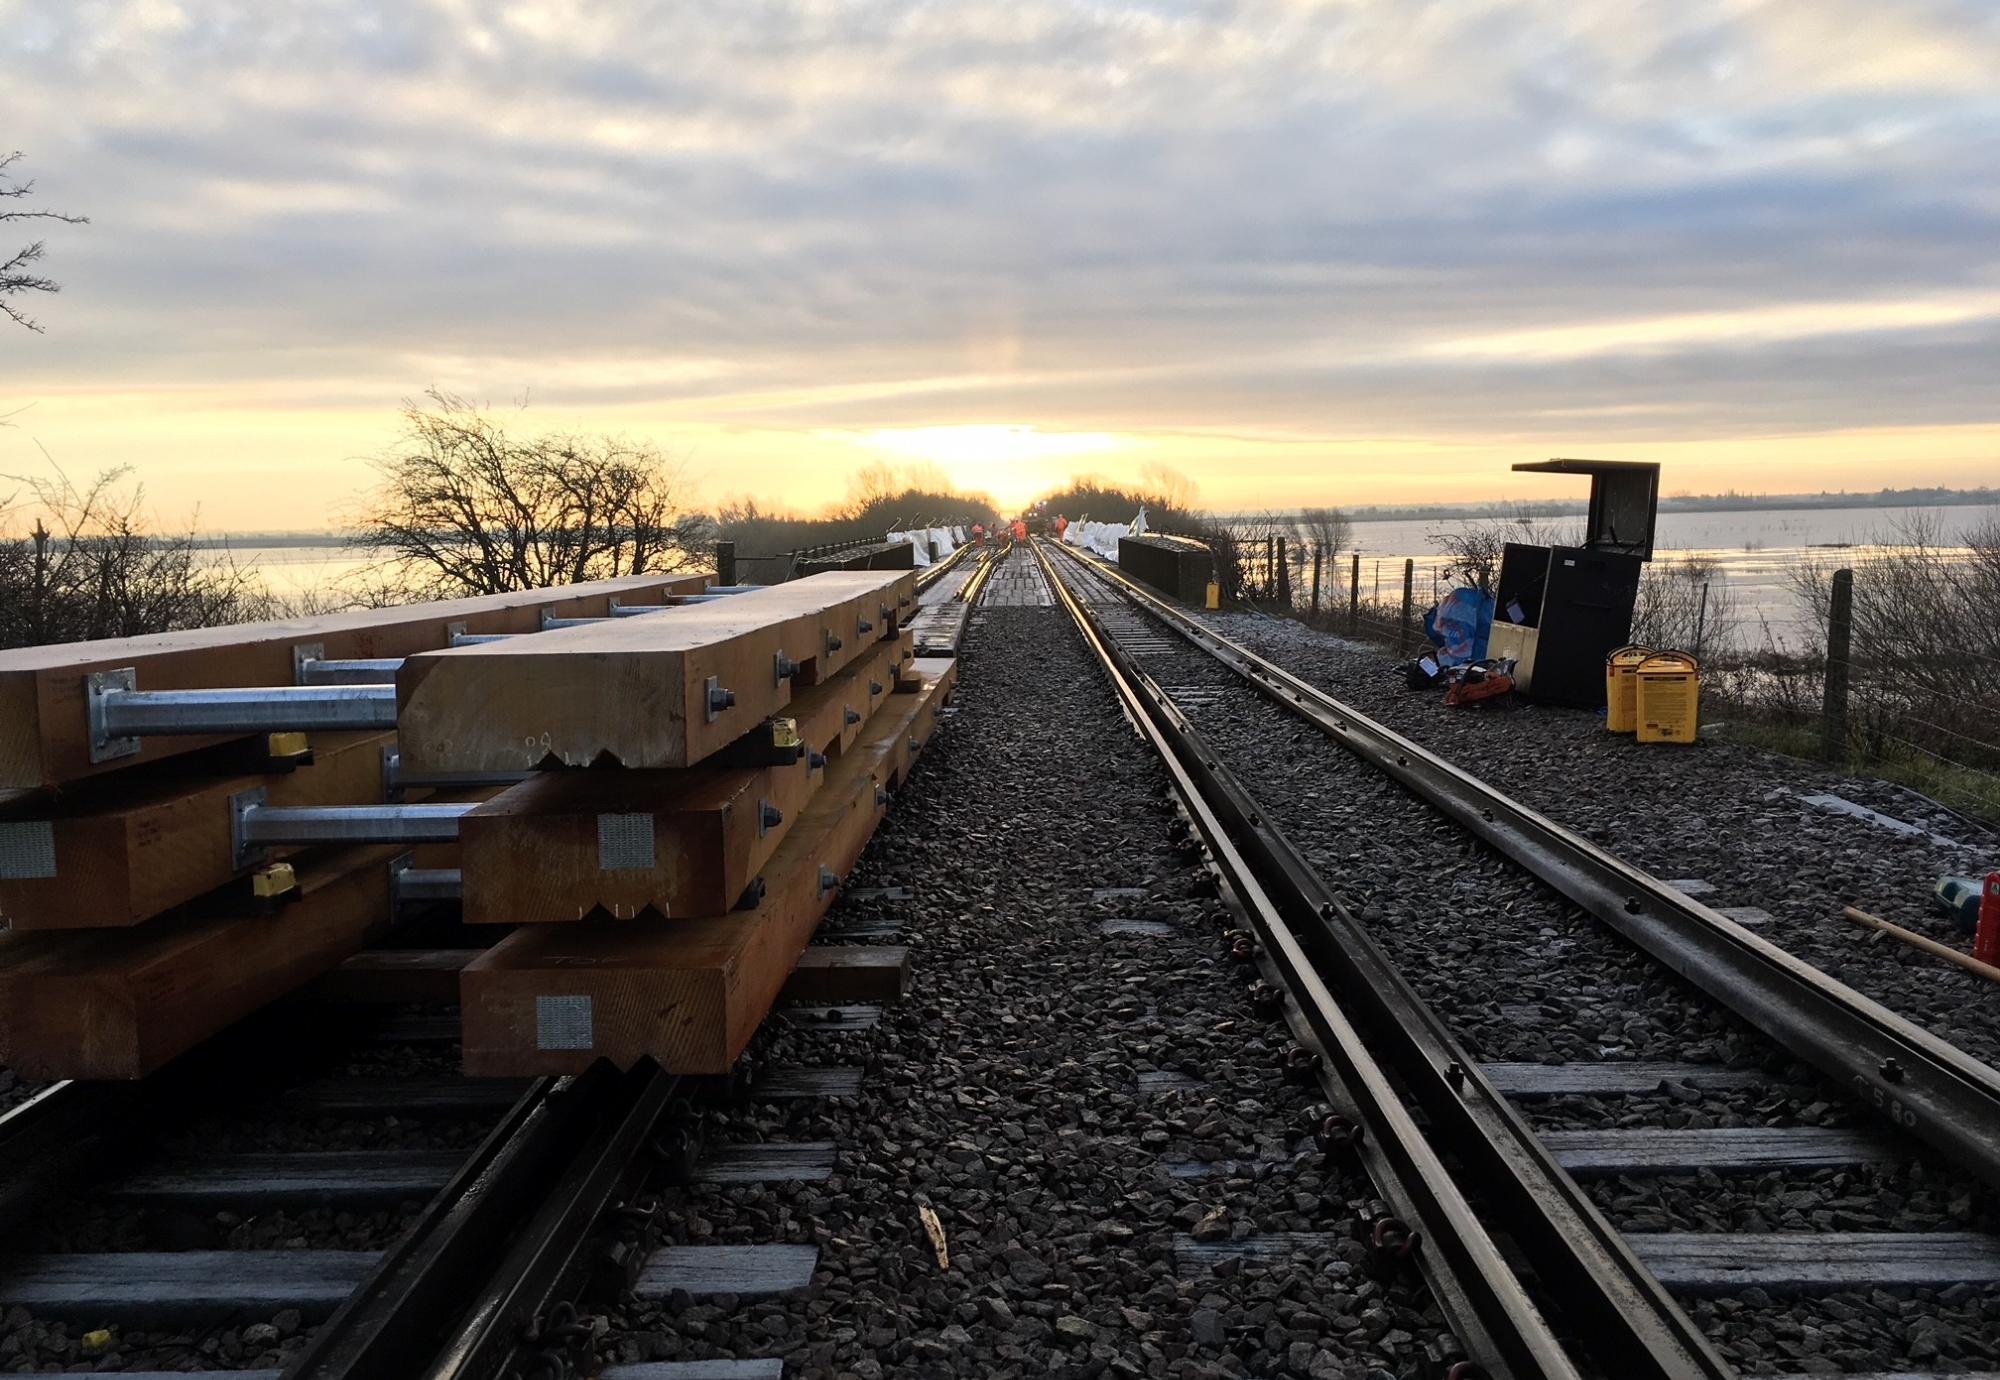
[2, 0, 1996, 520]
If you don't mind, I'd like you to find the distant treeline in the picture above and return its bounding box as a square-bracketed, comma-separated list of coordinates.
[1236, 485, 2000, 525]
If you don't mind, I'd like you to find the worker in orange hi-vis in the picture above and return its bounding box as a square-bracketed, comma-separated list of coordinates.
[1011, 518, 1028, 542]
[971, 522, 986, 544]
[1053, 515, 1069, 540]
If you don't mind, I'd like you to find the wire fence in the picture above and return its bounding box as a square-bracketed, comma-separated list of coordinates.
[1207, 535, 2000, 825]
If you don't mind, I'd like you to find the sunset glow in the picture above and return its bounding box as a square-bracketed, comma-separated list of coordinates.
[3, 1, 1997, 525]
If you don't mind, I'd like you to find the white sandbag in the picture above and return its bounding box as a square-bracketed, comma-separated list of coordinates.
[889, 530, 932, 567]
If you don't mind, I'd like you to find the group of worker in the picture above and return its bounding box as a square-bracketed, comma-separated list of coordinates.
[971, 516, 1063, 544]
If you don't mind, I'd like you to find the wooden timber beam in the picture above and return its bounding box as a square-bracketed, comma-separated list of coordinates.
[0, 844, 400, 1079]
[455, 631, 913, 925]
[458, 753, 822, 923]
[459, 666, 950, 1076]
[0, 731, 393, 930]
[395, 571, 917, 775]
[0, 573, 710, 794]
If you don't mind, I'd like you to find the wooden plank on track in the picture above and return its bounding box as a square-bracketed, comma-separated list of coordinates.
[694, 1141, 838, 1184]
[1482, 1062, 1781, 1097]
[0, 574, 709, 793]
[396, 571, 917, 774]
[777, 1004, 883, 1031]
[0, 845, 398, 1080]
[364, 1011, 463, 1043]
[601, 1363, 785, 1380]
[308, 948, 480, 1004]
[282, 1077, 526, 1119]
[780, 946, 911, 1003]
[0, 730, 395, 931]
[1542, 1126, 1898, 1176]
[1628, 1232, 2000, 1292]
[752, 1066, 864, 1100]
[1174, 1233, 1338, 1270]
[633, 1245, 819, 1298]
[459, 753, 819, 923]
[0, 1249, 380, 1318]
[109, 1150, 461, 1207]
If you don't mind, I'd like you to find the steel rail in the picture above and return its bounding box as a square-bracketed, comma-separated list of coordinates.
[1039, 540, 1730, 1380]
[419, 1062, 688, 1380]
[1046, 540, 2000, 1193]
[914, 537, 978, 594]
[1033, 540, 1588, 1380]
[958, 541, 1008, 605]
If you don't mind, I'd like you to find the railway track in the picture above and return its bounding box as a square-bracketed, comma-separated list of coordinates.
[2, 542, 1993, 1378]
[1035, 537, 2000, 1377]
[0, 996, 698, 1378]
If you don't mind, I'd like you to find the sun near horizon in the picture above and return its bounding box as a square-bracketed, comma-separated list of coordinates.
[4, 2, 1998, 526]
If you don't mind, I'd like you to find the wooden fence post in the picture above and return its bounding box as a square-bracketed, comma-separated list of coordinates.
[1276, 537, 1291, 608]
[1349, 552, 1361, 634]
[1398, 558, 1415, 655]
[1310, 543, 1323, 615]
[1822, 567, 1853, 761]
[715, 540, 736, 587]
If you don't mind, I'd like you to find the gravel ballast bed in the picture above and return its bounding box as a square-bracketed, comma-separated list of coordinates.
[1200, 609, 2000, 1068]
[0, 1031, 491, 1370]
[594, 578, 1453, 1380]
[1061, 579, 2000, 1370]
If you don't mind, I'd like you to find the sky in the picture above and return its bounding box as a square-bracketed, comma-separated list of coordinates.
[3, 0, 1998, 527]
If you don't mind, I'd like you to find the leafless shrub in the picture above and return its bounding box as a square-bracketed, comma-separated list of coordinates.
[1631, 553, 1737, 658]
[0, 464, 270, 648]
[1787, 511, 2000, 770]
[1426, 509, 1578, 595]
[1297, 507, 1353, 565]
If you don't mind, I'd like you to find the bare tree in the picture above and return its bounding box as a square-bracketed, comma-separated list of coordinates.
[1631, 554, 1736, 657]
[1297, 506, 1352, 563]
[1, 152, 88, 333]
[1427, 509, 1577, 594]
[0, 464, 270, 648]
[1137, 462, 1199, 514]
[356, 391, 709, 599]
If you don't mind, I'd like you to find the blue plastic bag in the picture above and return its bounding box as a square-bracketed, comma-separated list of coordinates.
[1424, 588, 1495, 667]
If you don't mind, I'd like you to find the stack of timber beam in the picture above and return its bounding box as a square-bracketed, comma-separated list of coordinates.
[0, 573, 710, 1079]
[450, 571, 956, 1076]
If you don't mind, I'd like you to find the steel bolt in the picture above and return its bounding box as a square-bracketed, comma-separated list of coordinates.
[708, 684, 737, 713]
[1880, 1057, 1905, 1083]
